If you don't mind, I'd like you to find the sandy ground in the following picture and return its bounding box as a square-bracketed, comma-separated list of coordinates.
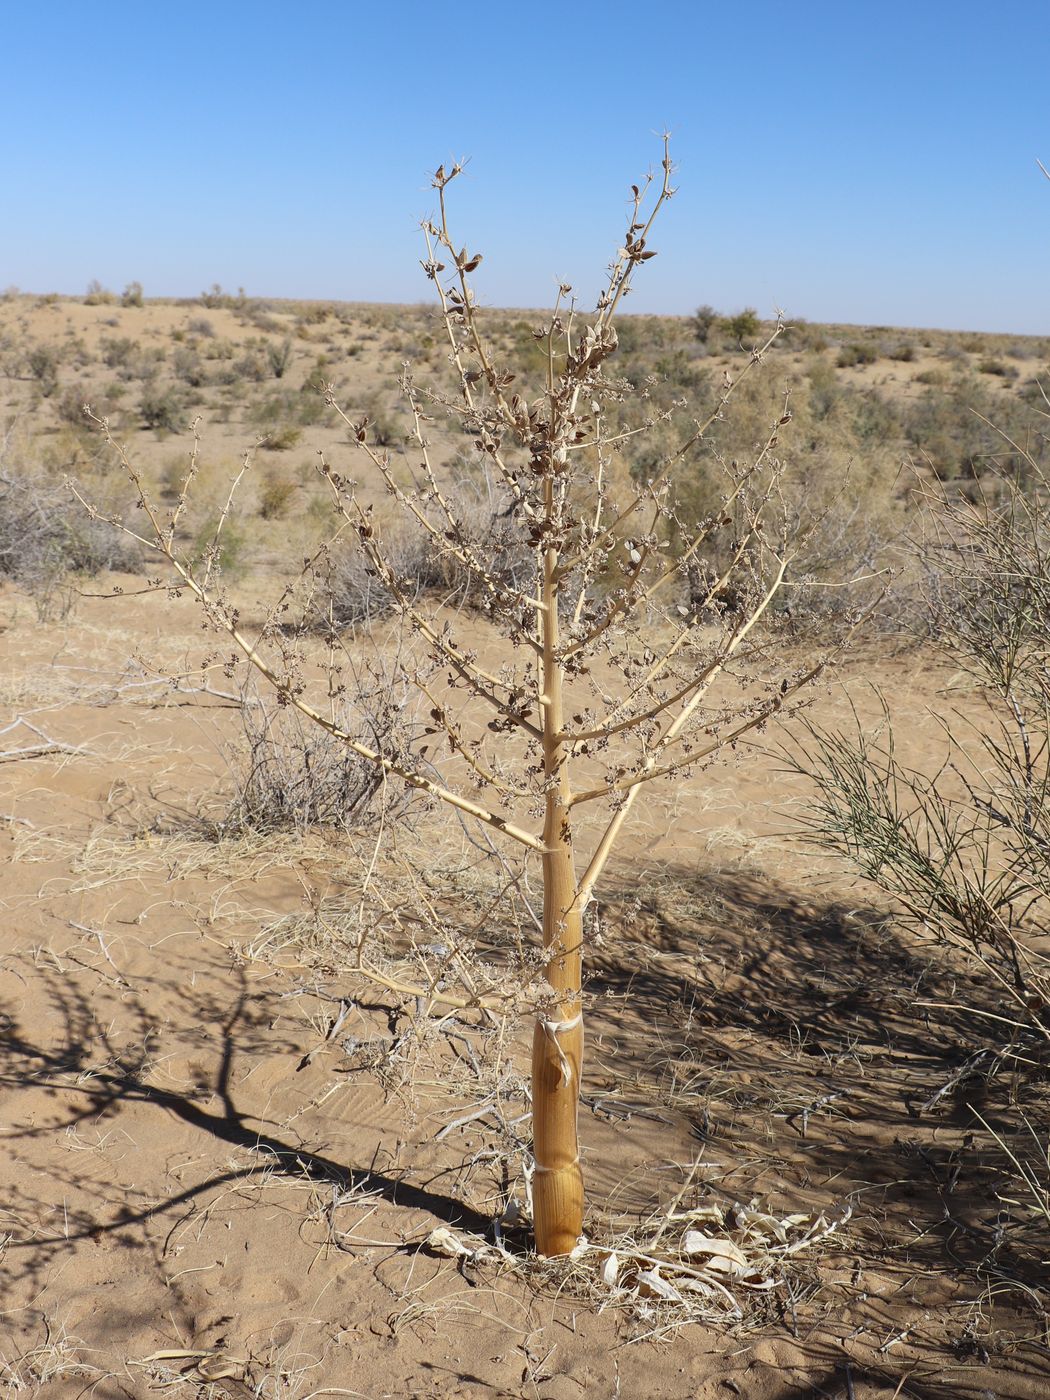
[0, 577, 1048, 1400]
[1, 294, 1049, 1396]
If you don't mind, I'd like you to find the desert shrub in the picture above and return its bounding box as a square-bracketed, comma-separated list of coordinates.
[244, 308, 283, 334]
[54, 384, 97, 429]
[260, 424, 302, 451]
[252, 385, 328, 430]
[121, 281, 144, 308]
[721, 307, 761, 343]
[785, 319, 829, 352]
[794, 473, 1050, 1061]
[139, 384, 187, 432]
[915, 367, 949, 386]
[100, 335, 139, 369]
[836, 342, 880, 368]
[203, 337, 235, 362]
[199, 284, 235, 309]
[692, 304, 719, 343]
[172, 346, 209, 386]
[187, 316, 216, 338]
[888, 343, 915, 362]
[297, 302, 331, 325]
[326, 472, 532, 626]
[267, 337, 293, 378]
[220, 682, 417, 837]
[27, 344, 61, 395]
[0, 465, 138, 618]
[258, 472, 297, 518]
[189, 512, 246, 579]
[849, 386, 900, 443]
[903, 376, 1049, 481]
[84, 279, 115, 306]
[978, 358, 1019, 379]
[232, 351, 268, 382]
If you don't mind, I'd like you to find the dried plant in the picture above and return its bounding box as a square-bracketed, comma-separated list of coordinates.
[220, 674, 418, 837]
[0, 420, 137, 620]
[79, 139, 855, 1255]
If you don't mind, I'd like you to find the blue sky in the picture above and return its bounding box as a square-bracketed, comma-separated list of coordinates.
[2, 1, 1048, 333]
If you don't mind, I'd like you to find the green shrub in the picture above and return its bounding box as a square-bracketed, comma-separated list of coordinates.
[252, 385, 328, 430]
[121, 281, 144, 308]
[259, 473, 297, 518]
[721, 307, 761, 343]
[190, 513, 246, 579]
[267, 338, 293, 378]
[261, 424, 303, 451]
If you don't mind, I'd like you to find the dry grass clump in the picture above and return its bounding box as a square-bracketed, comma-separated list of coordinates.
[220, 683, 419, 838]
[0, 431, 138, 619]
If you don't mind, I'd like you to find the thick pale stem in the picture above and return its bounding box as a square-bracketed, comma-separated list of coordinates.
[531, 472, 585, 1257]
[532, 818, 584, 1256]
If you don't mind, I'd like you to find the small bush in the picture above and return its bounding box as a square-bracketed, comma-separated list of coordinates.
[0, 466, 138, 618]
[199, 284, 228, 309]
[259, 473, 297, 518]
[261, 424, 302, 452]
[793, 474, 1050, 1063]
[267, 337, 293, 378]
[692, 304, 719, 343]
[139, 384, 187, 432]
[721, 307, 761, 343]
[54, 385, 96, 429]
[172, 346, 209, 386]
[785, 319, 829, 352]
[220, 686, 416, 837]
[84, 279, 116, 306]
[836, 342, 880, 368]
[100, 336, 138, 369]
[232, 352, 268, 382]
[27, 344, 61, 395]
[190, 513, 247, 579]
[121, 281, 144, 308]
[328, 481, 532, 626]
[252, 386, 328, 430]
[978, 358, 1019, 379]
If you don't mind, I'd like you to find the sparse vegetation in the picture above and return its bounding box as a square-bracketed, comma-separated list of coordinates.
[81, 143, 862, 1260]
[1, 154, 1050, 1396]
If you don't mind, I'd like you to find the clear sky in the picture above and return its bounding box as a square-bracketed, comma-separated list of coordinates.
[2, 0, 1048, 333]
